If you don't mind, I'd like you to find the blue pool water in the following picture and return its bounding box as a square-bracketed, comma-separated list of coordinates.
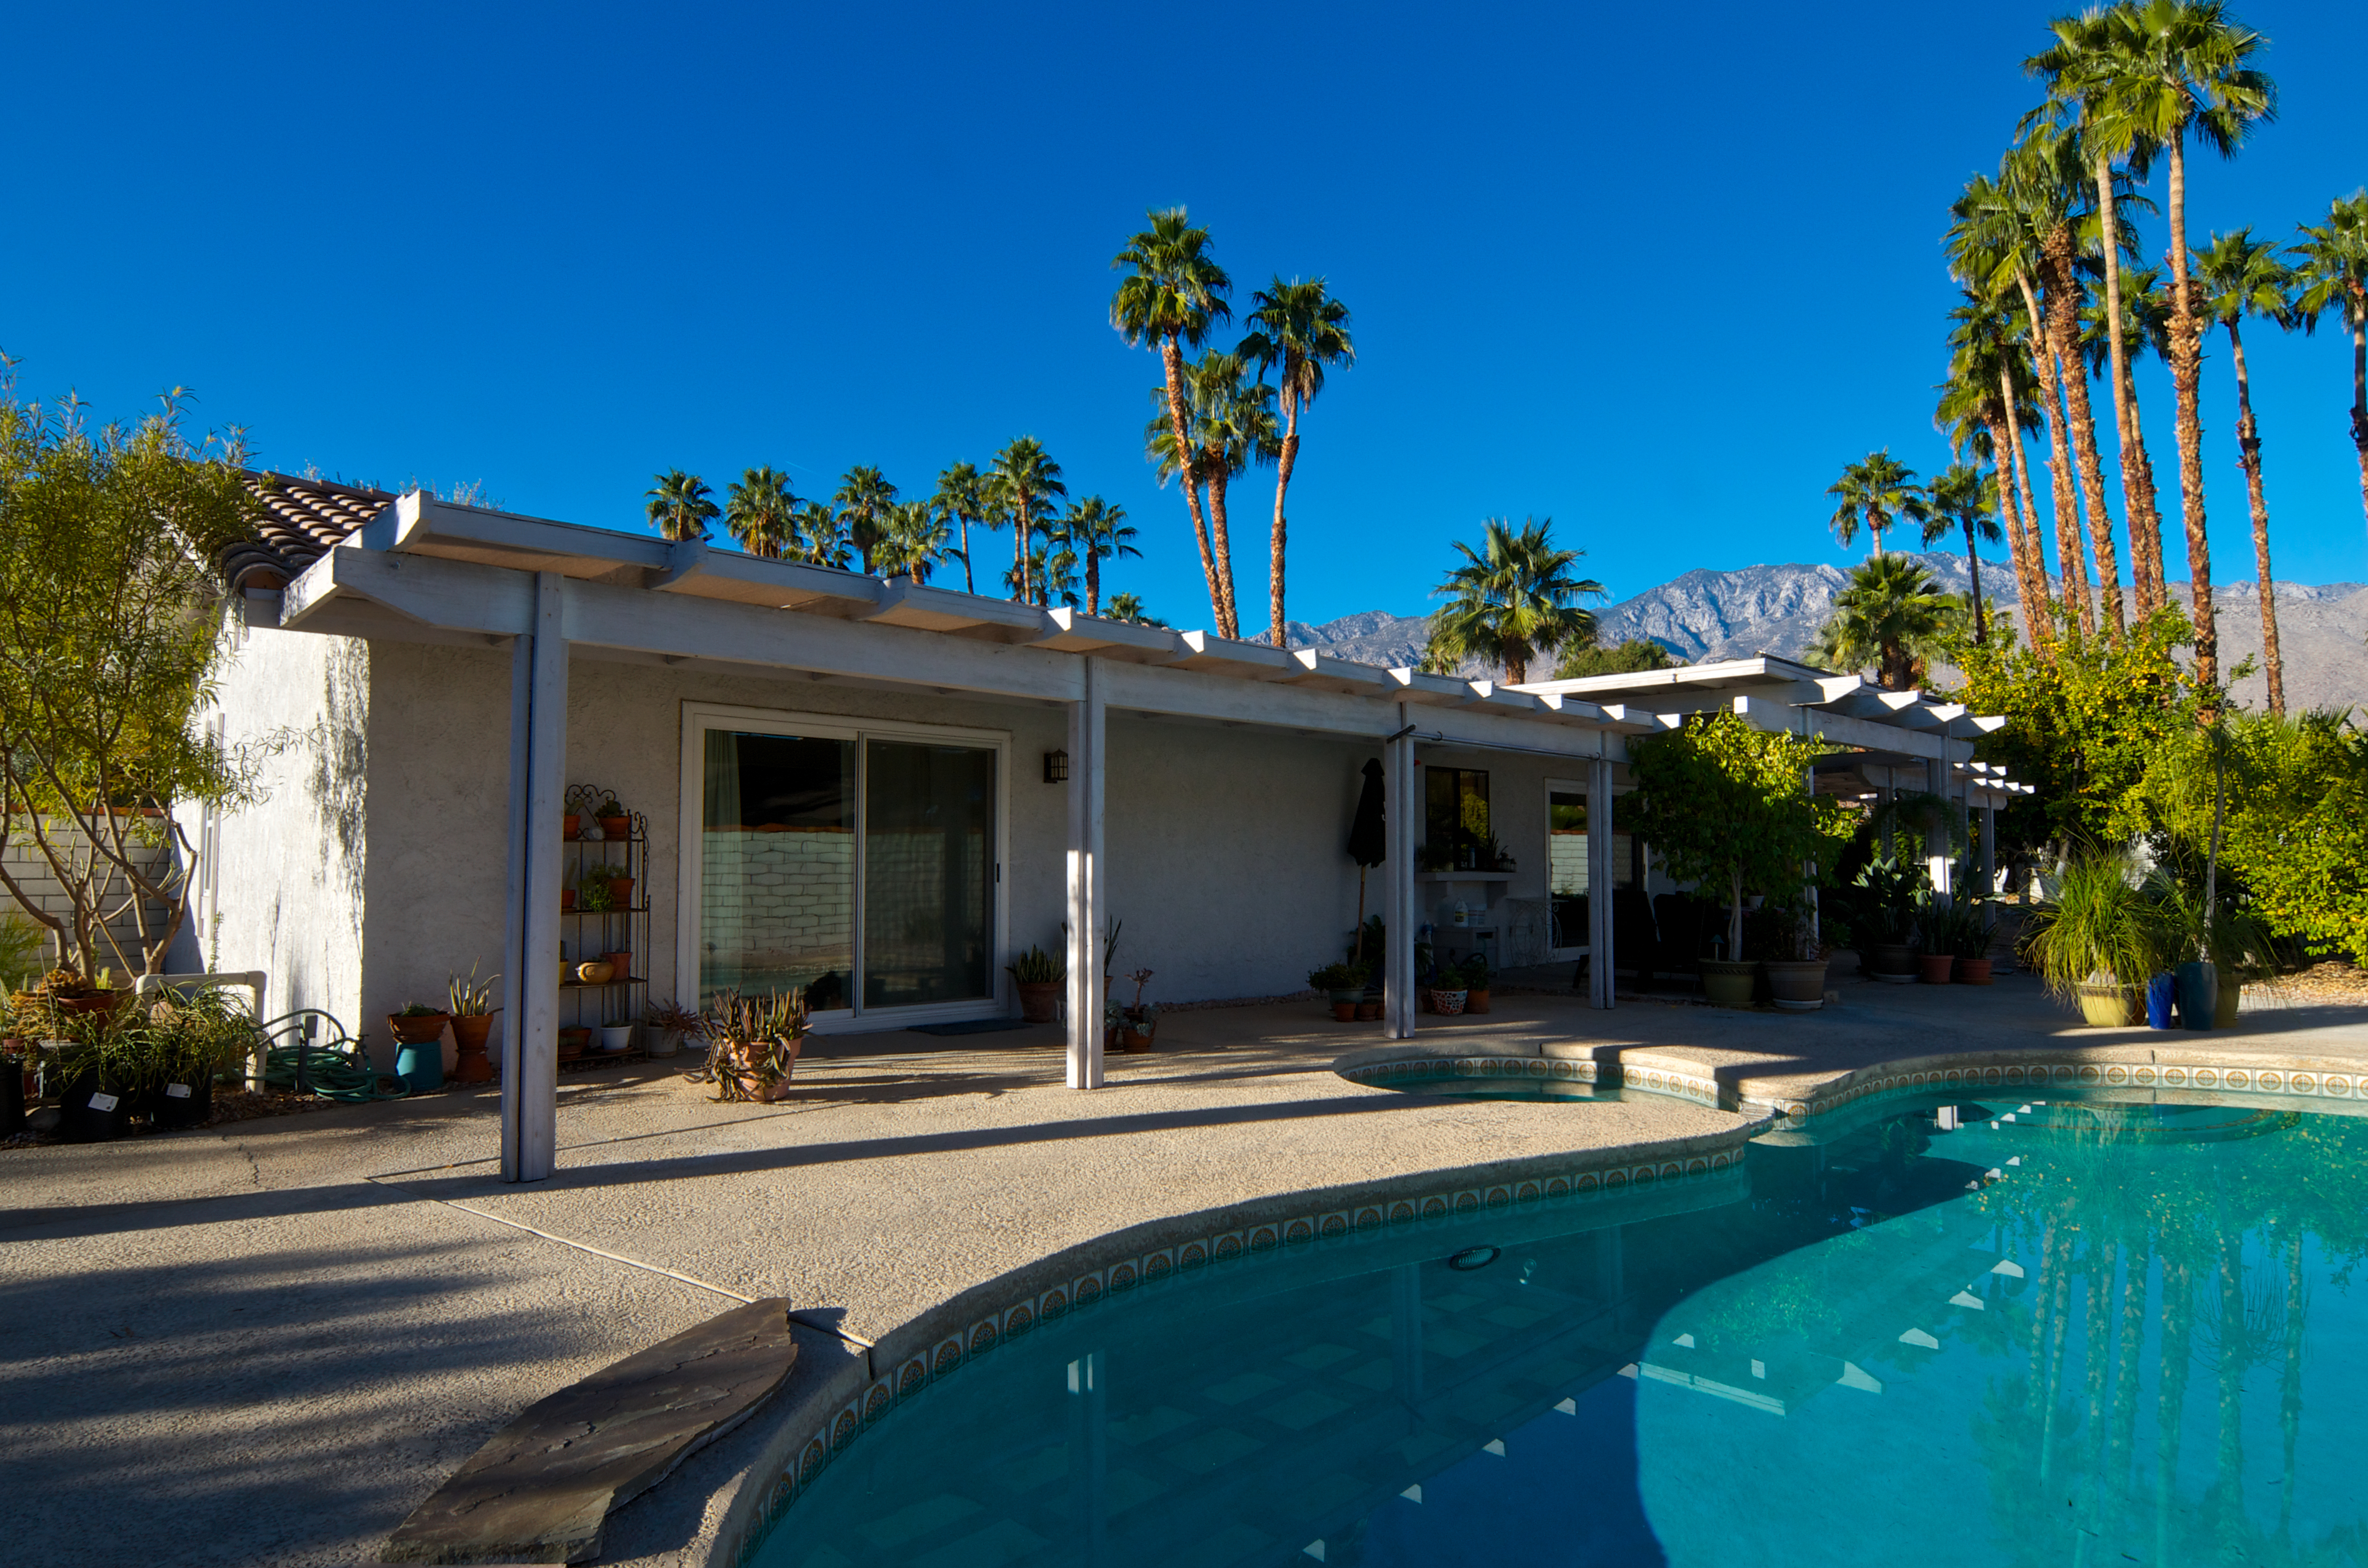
[756, 1094, 2368, 1567]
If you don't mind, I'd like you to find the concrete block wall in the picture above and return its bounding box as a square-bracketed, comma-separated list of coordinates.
[1, 828, 174, 980]
[700, 828, 854, 984]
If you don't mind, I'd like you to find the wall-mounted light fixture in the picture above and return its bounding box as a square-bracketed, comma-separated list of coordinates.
[1043, 749, 1069, 784]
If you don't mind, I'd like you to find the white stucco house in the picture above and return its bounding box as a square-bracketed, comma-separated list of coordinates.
[185, 475, 2026, 1180]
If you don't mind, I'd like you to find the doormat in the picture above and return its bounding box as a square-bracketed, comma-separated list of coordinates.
[906, 1019, 1035, 1037]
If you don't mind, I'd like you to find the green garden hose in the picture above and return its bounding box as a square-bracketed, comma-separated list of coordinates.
[254, 1010, 411, 1102]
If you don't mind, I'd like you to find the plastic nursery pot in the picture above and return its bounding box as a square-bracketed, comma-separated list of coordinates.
[450, 1015, 496, 1083]
[1698, 959, 1756, 1009]
[152, 1075, 215, 1130]
[1918, 954, 1956, 985]
[1868, 943, 1916, 983]
[597, 1025, 636, 1054]
[1955, 958, 1994, 987]
[0, 1055, 21, 1135]
[59, 1074, 130, 1143]
[1765, 960, 1828, 1011]
[394, 1041, 445, 1093]
[1465, 988, 1492, 1015]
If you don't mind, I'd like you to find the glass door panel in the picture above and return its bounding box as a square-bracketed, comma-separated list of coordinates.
[862, 740, 996, 1008]
[699, 729, 856, 1010]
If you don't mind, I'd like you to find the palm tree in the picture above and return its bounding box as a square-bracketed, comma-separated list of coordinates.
[931, 462, 987, 595]
[1424, 517, 1607, 685]
[724, 466, 797, 559]
[2066, 0, 2276, 689]
[1950, 161, 2094, 636]
[2292, 191, 2368, 546]
[1057, 497, 1137, 617]
[1811, 557, 1963, 691]
[1111, 209, 1232, 633]
[876, 499, 952, 585]
[1826, 450, 1930, 557]
[2195, 227, 2297, 713]
[833, 467, 896, 576]
[1941, 292, 2053, 649]
[2080, 261, 2170, 616]
[645, 470, 719, 542]
[1921, 464, 2006, 644]
[1140, 353, 1274, 638]
[795, 499, 848, 570]
[1240, 277, 1355, 648]
[2030, 12, 2170, 617]
[1103, 592, 1166, 627]
[989, 437, 1067, 607]
[1004, 537, 1078, 608]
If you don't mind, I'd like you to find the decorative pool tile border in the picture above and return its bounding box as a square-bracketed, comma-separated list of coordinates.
[1756, 1054, 2368, 1129]
[1336, 1053, 1724, 1108]
[722, 1140, 1748, 1566]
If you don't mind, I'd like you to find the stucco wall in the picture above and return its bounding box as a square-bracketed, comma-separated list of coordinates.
[200, 623, 371, 1032]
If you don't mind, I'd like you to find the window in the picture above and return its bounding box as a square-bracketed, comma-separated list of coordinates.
[1424, 767, 1492, 870]
[1547, 784, 1638, 956]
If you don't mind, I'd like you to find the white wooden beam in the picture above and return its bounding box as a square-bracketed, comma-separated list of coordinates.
[502, 572, 566, 1183]
[1066, 658, 1107, 1088]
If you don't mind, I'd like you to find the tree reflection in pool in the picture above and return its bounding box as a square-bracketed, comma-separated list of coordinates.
[754, 1095, 2368, 1567]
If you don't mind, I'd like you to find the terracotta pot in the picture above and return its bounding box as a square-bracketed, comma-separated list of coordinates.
[1015, 980, 1062, 1024]
[2076, 981, 2137, 1028]
[1918, 954, 1956, 985]
[1699, 959, 1757, 1008]
[387, 1011, 450, 1046]
[563, 814, 581, 841]
[450, 1015, 496, 1083]
[1429, 988, 1468, 1016]
[557, 1027, 590, 1059]
[602, 952, 634, 981]
[598, 815, 632, 842]
[607, 877, 635, 907]
[1765, 959, 1828, 1011]
[562, 888, 576, 910]
[1955, 958, 1994, 986]
[1355, 1001, 1382, 1022]
[1119, 1024, 1155, 1054]
[1465, 988, 1492, 1014]
[733, 1072, 795, 1103]
[60, 991, 132, 1018]
[1332, 1001, 1357, 1022]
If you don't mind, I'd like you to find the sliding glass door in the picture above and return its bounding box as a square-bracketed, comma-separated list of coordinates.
[685, 707, 1004, 1025]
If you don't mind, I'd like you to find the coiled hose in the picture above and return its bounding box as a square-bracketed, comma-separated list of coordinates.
[256, 1009, 411, 1102]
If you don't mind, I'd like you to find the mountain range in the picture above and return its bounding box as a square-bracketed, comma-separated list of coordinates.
[1285, 552, 2368, 714]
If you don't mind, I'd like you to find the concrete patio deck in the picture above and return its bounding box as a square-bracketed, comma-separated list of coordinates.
[5, 971, 2366, 1566]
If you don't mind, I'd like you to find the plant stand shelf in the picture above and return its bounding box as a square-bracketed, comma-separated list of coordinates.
[561, 813, 650, 1047]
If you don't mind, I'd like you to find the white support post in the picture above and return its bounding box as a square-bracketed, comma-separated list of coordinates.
[1923, 757, 1953, 909]
[1804, 764, 1820, 948]
[502, 572, 566, 1182]
[1979, 803, 1997, 907]
[1588, 756, 1615, 1009]
[1383, 709, 1418, 1039]
[1066, 657, 1106, 1089]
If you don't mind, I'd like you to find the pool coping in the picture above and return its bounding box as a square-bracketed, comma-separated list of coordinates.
[659, 1031, 2368, 1568]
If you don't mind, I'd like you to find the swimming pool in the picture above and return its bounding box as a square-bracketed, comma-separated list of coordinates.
[752, 1092, 2368, 1567]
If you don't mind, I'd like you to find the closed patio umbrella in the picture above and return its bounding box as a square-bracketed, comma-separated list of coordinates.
[1348, 758, 1386, 961]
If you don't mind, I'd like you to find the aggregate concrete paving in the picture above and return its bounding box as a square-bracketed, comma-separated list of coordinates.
[5, 970, 2364, 1566]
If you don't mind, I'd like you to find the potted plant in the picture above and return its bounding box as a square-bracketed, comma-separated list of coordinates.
[387, 1002, 448, 1091]
[143, 986, 257, 1129]
[444, 965, 500, 1082]
[601, 949, 634, 981]
[1621, 712, 1851, 1011]
[643, 998, 703, 1059]
[1008, 945, 1065, 1024]
[1416, 843, 1454, 873]
[1428, 978, 1469, 1016]
[577, 877, 616, 914]
[1116, 969, 1159, 1051]
[557, 1025, 591, 1059]
[1847, 857, 1925, 981]
[595, 793, 633, 843]
[1309, 962, 1370, 1022]
[1762, 899, 1828, 1011]
[1460, 951, 1492, 1014]
[597, 1017, 637, 1054]
[2020, 854, 2166, 1027]
[704, 988, 807, 1102]
[1945, 902, 1995, 985]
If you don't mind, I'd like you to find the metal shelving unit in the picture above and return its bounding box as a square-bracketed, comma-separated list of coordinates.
[561, 803, 649, 1068]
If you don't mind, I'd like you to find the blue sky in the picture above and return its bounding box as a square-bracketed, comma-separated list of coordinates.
[5, 1, 2363, 631]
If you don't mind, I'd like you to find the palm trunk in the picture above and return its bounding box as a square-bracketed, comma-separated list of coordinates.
[1268, 386, 1301, 647]
[1015, 499, 1032, 603]
[2042, 225, 2125, 635]
[2347, 289, 2368, 544]
[2227, 317, 2285, 714]
[1998, 375, 2056, 653]
[958, 514, 974, 595]
[2095, 156, 2167, 619]
[2019, 270, 2091, 636]
[1963, 517, 1987, 642]
[2277, 1228, 2304, 1543]
[2153, 1254, 2194, 1564]
[1728, 866, 1744, 962]
[1086, 552, 1100, 618]
[2165, 133, 2218, 689]
[1160, 336, 1224, 627]
[1205, 460, 1241, 640]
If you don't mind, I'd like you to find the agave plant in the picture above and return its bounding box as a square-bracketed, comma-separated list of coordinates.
[703, 987, 808, 1103]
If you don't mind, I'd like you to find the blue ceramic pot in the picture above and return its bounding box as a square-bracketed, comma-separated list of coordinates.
[2175, 961, 2219, 1032]
[394, 1041, 445, 1092]
[2145, 972, 2178, 1030]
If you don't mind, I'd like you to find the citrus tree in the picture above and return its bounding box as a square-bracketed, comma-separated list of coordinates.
[1620, 710, 1852, 961]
